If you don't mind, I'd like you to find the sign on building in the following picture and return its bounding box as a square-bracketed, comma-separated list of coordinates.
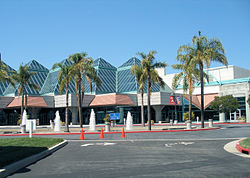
[176, 96, 181, 104]
[110, 113, 120, 120]
[170, 96, 175, 105]
[170, 96, 181, 105]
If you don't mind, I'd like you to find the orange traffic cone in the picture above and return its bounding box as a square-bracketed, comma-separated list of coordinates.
[80, 129, 85, 140]
[100, 128, 104, 139]
[121, 128, 126, 138]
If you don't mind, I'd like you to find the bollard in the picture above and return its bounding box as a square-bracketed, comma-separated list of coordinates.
[170, 119, 173, 126]
[186, 120, 192, 129]
[209, 119, 213, 127]
[29, 121, 33, 138]
[105, 123, 110, 132]
[21, 125, 26, 134]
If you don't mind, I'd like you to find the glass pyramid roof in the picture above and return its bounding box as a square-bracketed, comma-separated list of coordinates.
[94, 58, 117, 70]
[118, 57, 141, 68]
[40, 58, 75, 95]
[84, 58, 117, 94]
[0, 61, 16, 96]
[4, 60, 49, 96]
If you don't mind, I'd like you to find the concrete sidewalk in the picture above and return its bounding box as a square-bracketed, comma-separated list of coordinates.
[0, 123, 216, 135]
[1, 122, 249, 135]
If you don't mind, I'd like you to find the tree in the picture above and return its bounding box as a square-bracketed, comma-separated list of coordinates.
[52, 62, 74, 132]
[210, 95, 240, 119]
[69, 52, 101, 128]
[131, 65, 146, 127]
[12, 65, 39, 122]
[172, 52, 208, 121]
[0, 55, 15, 86]
[178, 31, 228, 128]
[138, 51, 167, 130]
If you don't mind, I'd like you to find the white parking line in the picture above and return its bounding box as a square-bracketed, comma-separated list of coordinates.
[81, 142, 117, 147]
[165, 142, 194, 148]
[68, 137, 243, 142]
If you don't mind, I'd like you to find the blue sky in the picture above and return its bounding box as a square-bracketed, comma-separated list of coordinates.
[0, 0, 249, 73]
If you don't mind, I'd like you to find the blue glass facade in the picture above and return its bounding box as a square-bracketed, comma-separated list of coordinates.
[3, 60, 49, 96]
[84, 58, 117, 94]
[40, 59, 75, 95]
[117, 57, 140, 93]
[0, 62, 15, 96]
[1, 57, 166, 96]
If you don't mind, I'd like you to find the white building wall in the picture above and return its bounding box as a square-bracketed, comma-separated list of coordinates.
[55, 94, 96, 108]
[220, 82, 250, 122]
[137, 92, 180, 106]
[54, 95, 66, 108]
[158, 65, 248, 91]
[137, 92, 162, 106]
[175, 85, 220, 95]
[205, 65, 234, 81]
[233, 66, 250, 79]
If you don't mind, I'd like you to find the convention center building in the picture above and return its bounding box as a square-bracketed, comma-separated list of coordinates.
[0, 58, 249, 125]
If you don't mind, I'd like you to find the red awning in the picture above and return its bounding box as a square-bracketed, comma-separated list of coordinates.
[90, 94, 134, 106]
[7, 96, 47, 108]
[183, 93, 218, 109]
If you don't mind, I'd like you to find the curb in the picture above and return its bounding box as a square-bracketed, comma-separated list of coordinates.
[236, 140, 250, 155]
[0, 140, 68, 178]
[0, 127, 220, 136]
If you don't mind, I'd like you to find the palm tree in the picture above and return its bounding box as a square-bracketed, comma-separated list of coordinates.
[52, 62, 74, 132]
[171, 77, 178, 122]
[172, 53, 208, 121]
[138, 51, 167, 130]
[178, 31, 228, 128]
[69, 52, 101, 128]
[0, 54, 15, 86]
[131, 65, 146, 127]
[12, 64, 39, 122]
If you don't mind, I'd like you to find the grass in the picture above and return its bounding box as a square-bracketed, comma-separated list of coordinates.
[240, 138, 250, 149]
[0, 137, 64, 168]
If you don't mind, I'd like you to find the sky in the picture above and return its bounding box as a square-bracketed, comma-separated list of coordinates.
[0, 0, 250, 74]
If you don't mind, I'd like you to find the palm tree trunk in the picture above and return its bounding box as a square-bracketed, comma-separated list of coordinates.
[174, 93, 177, 121]
[21, 87, 24, 124]
[78, 79, 83, 128]
[147, 76, 151, 131]
[189, 94, 192, 121]
[199, 62, 205, 128]
[141, 90, 145, 127]
[78, 83, 82, 128]
[65, 83, 69, 132]
[25, 89, 27, 111]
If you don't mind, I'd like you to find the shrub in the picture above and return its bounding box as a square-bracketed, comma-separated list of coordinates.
[237, 116, 246, 121]
[183, 112, 195, 121]
[104, 114, 111, 123]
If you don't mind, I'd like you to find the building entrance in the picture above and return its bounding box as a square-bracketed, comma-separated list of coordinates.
[168, 110, 182, 122]
[229, 109, 241, 122]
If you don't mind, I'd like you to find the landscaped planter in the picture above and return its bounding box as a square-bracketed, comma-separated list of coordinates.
[236, 139, 250, 155]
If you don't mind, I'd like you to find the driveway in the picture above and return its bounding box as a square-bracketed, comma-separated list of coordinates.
[7, 124, 250, 177]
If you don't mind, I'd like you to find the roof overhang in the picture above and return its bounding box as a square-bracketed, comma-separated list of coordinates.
[7, 96, 47, 108]
[90, 93, 134, 107]
[183, 93, 218, 110]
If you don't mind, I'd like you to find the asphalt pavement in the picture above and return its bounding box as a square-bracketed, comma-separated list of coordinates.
[4, 124, 250, 178]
